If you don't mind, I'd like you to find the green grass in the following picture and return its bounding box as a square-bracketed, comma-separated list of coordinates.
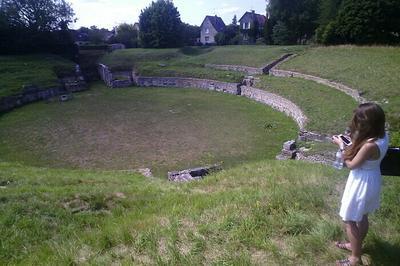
[99, 46, 307, 83]
[279, 45, 400, 134]
[1, 160, 399, 265]
[257, 76, 358, 134]
[0, 83, 297, 176]
[0, 54, 75, 98]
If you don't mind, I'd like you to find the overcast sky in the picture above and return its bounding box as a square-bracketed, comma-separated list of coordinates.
[69, 0, 267, 29]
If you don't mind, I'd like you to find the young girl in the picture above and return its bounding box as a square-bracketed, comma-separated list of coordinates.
[332, 103, 389, 266]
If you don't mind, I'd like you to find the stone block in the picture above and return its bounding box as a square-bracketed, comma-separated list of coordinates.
[283, 140, 296, 151]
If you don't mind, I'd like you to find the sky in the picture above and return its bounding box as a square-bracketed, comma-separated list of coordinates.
[69, 0, 267, 30]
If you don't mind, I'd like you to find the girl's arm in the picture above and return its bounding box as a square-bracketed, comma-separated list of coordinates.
[344, 142, 379, 170]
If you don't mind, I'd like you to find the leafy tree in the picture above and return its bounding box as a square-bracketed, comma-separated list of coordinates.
[181, 23, 200, 46]
[267, 0, 319, 44]
[0, 0, 75, 55]
[215, 32, 226, 45]
[272, 21, 291, 44]
[333, 0, 400, 44]
[139, 0, 183, 48]
[1, 0, 74, 31]
[110, 23, 139, 48]
[316, 0, 400, 44]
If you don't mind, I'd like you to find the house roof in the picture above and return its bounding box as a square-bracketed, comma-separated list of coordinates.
[238, 11, 266, 26]
[201, 15, 226, 32]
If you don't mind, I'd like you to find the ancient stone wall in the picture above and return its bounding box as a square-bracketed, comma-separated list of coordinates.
[241, 86, 307, 130]
[98, 64, 134, 88]
[262, 53, 294, 74]
[204, 64, 263, 75]
[0, 77, 87, 113]
[135, 76, 241, 95]
[269, 69, 365, 103]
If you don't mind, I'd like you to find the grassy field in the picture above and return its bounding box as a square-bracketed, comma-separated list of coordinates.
[1, 160, 399, 265]
[0, 54, 75, 98]
[257, 76, 358, 134]
[99, 46, 306, 82]
[279, 45, 400, 137]
[0, 83, 297, 176]
[2, 46, 400, 265]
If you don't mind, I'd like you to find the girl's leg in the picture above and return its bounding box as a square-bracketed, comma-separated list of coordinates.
[345, 221, 362, 264]
[357, 215, 369, 242]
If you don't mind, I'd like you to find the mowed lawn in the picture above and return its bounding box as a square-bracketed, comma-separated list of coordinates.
[0, 83, 297, 176]
[257, 76, 358, 134]
[99, 45, 306, 82]
[1, 160, 399, 265]
[279, 45, 400, 136]
[0, 54, 74, 97]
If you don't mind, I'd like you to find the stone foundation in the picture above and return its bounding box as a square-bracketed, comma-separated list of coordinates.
[134, 77, 241, 95]
[241, 86, 307, 130]
[269, 69, 366, 103]
[204, 64, 263, 75]
[168, 165, 221, 182]
[0, 76, 88, 113]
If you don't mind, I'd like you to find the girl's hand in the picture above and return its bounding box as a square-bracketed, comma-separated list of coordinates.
[332, 135, 344, 148]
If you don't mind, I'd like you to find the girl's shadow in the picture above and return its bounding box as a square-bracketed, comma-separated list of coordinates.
[364, 238, 400, 266]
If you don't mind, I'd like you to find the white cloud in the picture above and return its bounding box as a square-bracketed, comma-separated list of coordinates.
[218, 5, 240, 15]
[69, 0, 149, 29]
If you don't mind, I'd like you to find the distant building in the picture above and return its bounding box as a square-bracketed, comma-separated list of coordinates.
[200, 15, 226, 45]
[238, 10, 266, 43]
[133, 23, 140, 32]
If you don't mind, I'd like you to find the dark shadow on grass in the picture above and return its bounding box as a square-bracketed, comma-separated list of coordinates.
[179, 46, 214, 56]
[364, 237, 400, 266]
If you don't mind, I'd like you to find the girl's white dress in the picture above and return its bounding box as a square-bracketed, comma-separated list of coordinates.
[339, 133, 389, 222]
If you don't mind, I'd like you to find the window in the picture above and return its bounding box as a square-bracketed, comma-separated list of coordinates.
[205, 28, 209, 34]
[205, 36, 209, 42]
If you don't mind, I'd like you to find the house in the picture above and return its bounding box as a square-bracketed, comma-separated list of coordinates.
[133, 23, 140, 32]
[200, 15, 226, 45]
[238, 10, 266, 43]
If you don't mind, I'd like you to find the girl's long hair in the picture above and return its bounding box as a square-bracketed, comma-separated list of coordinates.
[344, 103, 386, 161]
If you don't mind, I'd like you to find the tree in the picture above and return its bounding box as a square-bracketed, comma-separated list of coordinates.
[316, 0, 400, 44]
[181, 23, 200, 46]
[1, 0, 74, 31]
[267, 0, 319, 44]
[139, 0, 183, 48]
[0, 0, 75, 55]
[332, 0, 400, 44]
[272, 21, 291, 44]
[110, 23, 139, 48]
[232, 15, 237, 25]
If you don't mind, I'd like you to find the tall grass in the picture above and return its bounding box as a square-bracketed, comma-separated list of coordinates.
[1, 160, 399, 265]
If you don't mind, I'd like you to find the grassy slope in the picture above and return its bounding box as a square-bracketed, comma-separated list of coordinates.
[1, 160, 399, 265]
[99, 46, 306, 83]
[0, 83, 297, 176]
[280, 45, 400, 136]
[257, 76, 358, 134]
[0, 54, 74, 98]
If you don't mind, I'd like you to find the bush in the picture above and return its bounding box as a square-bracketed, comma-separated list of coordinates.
[215, 32, 227, 46]
[315, 21, 340, 45]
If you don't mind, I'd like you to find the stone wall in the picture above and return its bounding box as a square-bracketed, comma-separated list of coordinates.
[134, 76, 241, 95]
[204, 64, 263, 75]
[98, 64, 134, 88]
[269, 68, 366, 103]
[241, 86, 307, 130]
[262, 53, 294, 74]
[0, 77, 87, 113]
